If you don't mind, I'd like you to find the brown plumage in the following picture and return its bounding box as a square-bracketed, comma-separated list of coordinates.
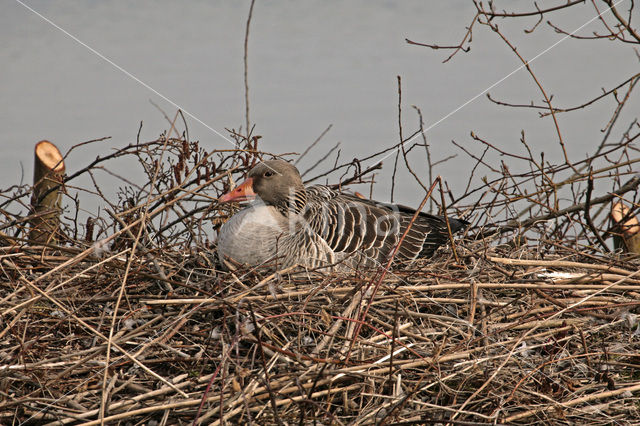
[217, 160, 467, 270]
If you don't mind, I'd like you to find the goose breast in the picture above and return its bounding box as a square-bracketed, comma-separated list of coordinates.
[217, 204, 285, 267]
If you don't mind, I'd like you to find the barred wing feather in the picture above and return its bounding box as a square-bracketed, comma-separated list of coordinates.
[303, 186, 445, 266]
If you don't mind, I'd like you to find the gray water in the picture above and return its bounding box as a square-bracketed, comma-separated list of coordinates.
[2, 0, 638, 219]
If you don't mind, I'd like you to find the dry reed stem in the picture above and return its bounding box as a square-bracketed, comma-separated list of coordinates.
[2, 75, 640, 424]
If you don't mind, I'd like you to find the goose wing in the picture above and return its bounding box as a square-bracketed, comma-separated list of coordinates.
[303, 186, 449, 264]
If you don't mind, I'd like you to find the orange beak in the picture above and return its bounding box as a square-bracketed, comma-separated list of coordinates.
[218, 177, 256, 203]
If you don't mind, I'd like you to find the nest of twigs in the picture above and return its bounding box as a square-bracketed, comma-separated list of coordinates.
[1, 132, 640, 425]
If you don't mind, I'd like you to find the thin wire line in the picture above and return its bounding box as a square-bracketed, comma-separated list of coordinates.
[14, 0, 287, 176]
[375, 0, 626, 166]
[14, 0, 238, 148]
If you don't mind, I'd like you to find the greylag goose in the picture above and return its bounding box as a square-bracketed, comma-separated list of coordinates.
[217, 160, 467, 270]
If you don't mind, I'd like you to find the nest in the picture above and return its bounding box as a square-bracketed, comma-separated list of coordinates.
[1, 132, 639, 425]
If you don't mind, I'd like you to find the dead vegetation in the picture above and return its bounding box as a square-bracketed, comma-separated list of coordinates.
[2, 1, 640, 425]
[0, 118, 638, 424]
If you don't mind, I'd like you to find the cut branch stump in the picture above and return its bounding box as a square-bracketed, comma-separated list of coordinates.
[610, 201, 640, 254]
[29, 140, 66, 243]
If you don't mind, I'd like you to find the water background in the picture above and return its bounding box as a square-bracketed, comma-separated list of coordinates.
[2, 1, 638, 223]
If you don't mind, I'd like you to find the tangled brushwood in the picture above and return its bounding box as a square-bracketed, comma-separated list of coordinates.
[3, 2, 640, 424]
[0, 122, 638, 424]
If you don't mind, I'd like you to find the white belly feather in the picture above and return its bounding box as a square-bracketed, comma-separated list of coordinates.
[218, 205, 285, 267]
[217, 204, 337, 269]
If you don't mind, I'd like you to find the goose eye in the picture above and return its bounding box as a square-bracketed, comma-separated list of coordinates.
[264, 170, 274, 177]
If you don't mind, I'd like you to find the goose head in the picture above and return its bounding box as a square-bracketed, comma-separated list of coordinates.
[219, 160, 307, 214]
